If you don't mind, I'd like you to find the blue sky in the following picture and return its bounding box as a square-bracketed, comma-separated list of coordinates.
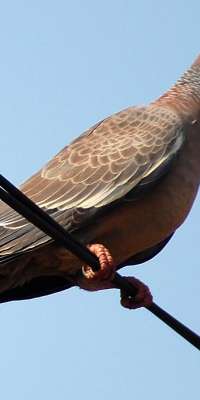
[0, 1, 199, 399]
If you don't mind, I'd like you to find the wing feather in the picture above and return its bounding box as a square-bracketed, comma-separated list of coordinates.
[0, 105, 184, 258]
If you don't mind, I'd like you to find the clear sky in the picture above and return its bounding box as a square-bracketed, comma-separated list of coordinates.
[0, 1, 199, 399]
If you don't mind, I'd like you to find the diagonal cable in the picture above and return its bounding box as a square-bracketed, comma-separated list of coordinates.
[0, 174, 199, 350]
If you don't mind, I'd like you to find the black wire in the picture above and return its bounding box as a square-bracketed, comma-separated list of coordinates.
[0, 174, 199, 350]
[0, 175, 100, 271]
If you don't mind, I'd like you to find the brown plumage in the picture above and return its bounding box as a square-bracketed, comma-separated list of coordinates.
[0, 55, 200, 305]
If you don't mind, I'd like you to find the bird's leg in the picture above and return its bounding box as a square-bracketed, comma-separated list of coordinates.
[78, 243, 153, 309]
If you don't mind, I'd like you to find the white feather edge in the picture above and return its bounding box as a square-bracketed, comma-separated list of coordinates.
[58, 132, 184, 209]
[0, 132, 184, 229]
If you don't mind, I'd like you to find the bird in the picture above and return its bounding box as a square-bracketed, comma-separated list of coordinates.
[0, 54, 200, 308]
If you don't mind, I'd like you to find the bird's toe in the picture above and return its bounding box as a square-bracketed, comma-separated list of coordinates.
[120, 277, 153, 309]
[82, 243, 115, 281]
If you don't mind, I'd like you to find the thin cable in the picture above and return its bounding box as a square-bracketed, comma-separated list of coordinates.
[0, 174, 199, 350]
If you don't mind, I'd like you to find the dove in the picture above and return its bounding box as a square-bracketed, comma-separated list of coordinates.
[0, 54, 200, 308]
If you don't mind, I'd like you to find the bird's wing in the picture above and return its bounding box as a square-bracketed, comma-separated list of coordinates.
[0, 105, 184, 258]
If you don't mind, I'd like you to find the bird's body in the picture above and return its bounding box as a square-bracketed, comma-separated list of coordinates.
[0, 55, 200, 304]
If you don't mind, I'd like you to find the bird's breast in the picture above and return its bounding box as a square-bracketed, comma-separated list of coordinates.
[85, 121, 200, 266]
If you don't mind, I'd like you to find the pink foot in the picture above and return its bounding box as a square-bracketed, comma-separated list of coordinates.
[79, 244, 153, 310]
[120, 277, 153, 309]
[82, 243, 115, 281]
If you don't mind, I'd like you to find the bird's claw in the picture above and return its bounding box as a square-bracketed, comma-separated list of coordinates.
[82, 243, 115, 281]
[120, 276, 153, 309]
[81, 244, 153, 310]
